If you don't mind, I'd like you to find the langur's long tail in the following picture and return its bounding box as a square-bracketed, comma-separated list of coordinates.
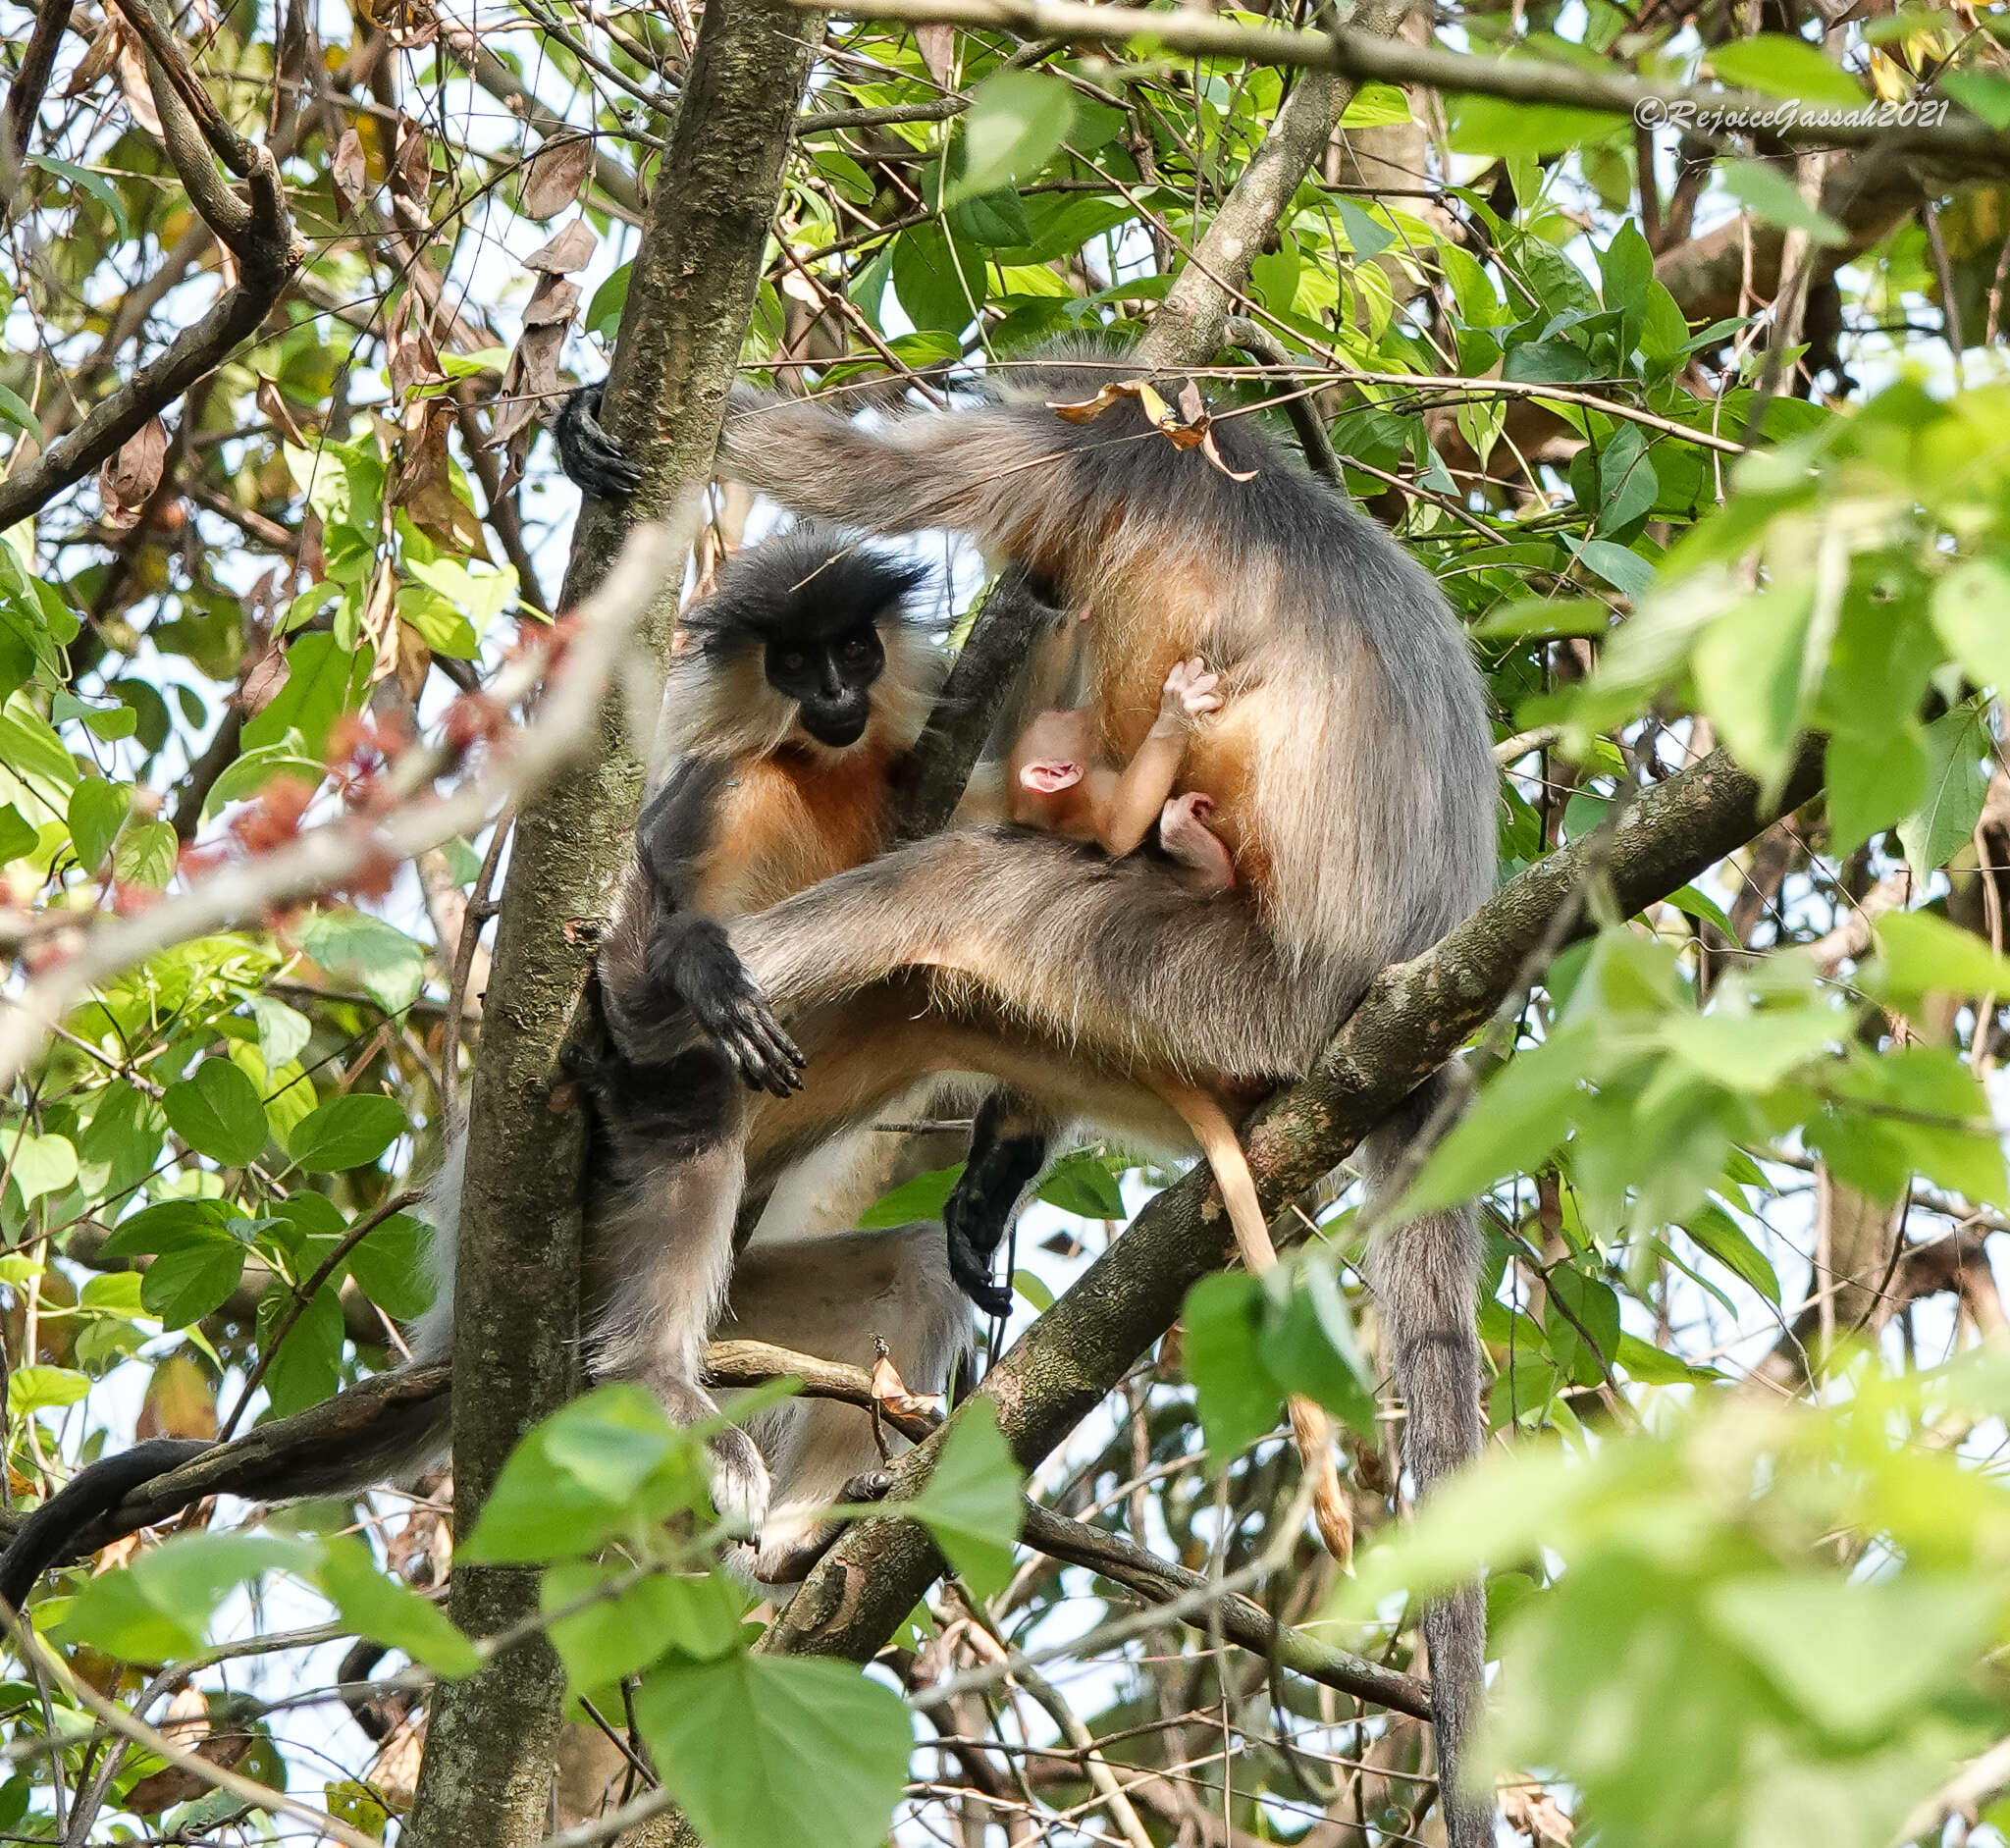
[1164, 1083, 1353, 1567]
[1364, 1078, 1488, 1848]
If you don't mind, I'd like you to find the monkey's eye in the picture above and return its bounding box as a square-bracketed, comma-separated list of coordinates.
[779, 651, 807, 672]
[840, 636, 872, 661]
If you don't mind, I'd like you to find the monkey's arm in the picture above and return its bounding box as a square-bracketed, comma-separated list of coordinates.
[554, 382, 642, 501]
[1089, 718, 1190, 858]
[632, 762, 803, 1095]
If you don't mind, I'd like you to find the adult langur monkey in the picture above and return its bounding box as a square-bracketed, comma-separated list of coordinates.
[599, 347, 1499, 1844]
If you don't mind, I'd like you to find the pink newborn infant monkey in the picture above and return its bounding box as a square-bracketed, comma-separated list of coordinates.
[1007, 658, 1234, 892]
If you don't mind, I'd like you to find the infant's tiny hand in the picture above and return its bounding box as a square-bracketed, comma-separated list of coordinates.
[1160, 657, 1223, 723]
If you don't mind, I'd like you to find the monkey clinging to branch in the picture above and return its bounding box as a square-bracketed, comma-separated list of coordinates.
[590, 343, 1498, 1845]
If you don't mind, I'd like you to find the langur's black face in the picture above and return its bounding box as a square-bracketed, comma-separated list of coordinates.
[767, 622, 886, 747]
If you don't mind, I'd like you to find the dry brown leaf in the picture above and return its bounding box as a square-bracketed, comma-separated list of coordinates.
[127, 1691, 255, 1816]
[136, 1352, 217, 1441]
[361, 560, 399, 686]
[1501, 1784, 1575, 1846]
[387, 291, 447, 397]
[98, 417, 168, 530]
[397, 398, 486, 559]
[65, 23, 122, 97]
[255, 375, 307, 449]
[238, 645, 290, 715]
[331, 128, 367, 218]
[525, 217, 597, 277]
[392, 114, 432, 205]
[366, 1710, 426, 1812]
[114, 27, 162, 138]
[869, 1347, 939, 1423]
[521, 136, 593, 220]
[915, 23, 957, 84]
[1196, 424, 1257, 483]
[396, 619, 431, 703]
[1047, 380, 1132, 422]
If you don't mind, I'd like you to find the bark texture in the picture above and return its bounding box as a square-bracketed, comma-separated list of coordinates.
[403, 4, 820, 1842]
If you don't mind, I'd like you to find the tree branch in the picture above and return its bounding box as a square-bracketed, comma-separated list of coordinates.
[770, 0, 2010, 173]
[405, 0, 825, 1840]
[0, 5, 302, 532]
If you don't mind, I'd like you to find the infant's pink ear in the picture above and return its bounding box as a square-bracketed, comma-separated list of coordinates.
[1021, 760, 1084, 794]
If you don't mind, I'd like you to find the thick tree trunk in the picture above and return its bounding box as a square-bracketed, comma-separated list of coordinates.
[402, 3, 820, 1843]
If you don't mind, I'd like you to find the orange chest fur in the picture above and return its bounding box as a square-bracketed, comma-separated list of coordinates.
[691, 747, 897, 917]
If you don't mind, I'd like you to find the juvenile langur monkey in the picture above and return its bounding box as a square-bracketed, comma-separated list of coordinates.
[985, 651, 1352, 1561]
[601, 348, 1498, 1845]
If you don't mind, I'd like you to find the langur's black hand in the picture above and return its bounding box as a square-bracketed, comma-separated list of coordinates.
[555, 382, 642, 501]
[687, 972, 805, 1097]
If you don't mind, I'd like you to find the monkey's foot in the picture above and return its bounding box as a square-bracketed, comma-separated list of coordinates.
[750, 1470, 895, 1585]
[703, 1425, 772, 1536]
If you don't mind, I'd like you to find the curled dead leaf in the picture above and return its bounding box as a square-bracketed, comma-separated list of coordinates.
[126, 1690, 256, 1816]
[255, 375, 307, 449]
[1501, 1784, 1575, 1846]
[525, 217, 597, 277]
[64, 23, 122, 97]
[114, 27, 162, 138]
[331, 128, 367, 218]
[98, 417, 169, 530]
[1045, 376, 1256, 480]
[388, 291, 447, 397]
[238, 646, 290, 715]
[522, 137, 594, 220]
[365, 1710, 426, 1812]
[392, 114, 433, 205]
[915, 22, 957, 85]
[136, 1351, 217, 1441]
[869, 1345, 941, 1424]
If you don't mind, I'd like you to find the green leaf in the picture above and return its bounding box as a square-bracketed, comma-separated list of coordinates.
[66, 777, 128, 871]
[1897, 700, 1990, 873]
[296, 908, 427, 1013]
[288, 1093, 404, 1172]
[165, 1059, 270, 1167]
[1931, 558, 2010, 693]
[257, 1283, 345, 1415]
[8, 1364, 90, 1417]
[1708, 35, 1867, 109]
[316, 1535, 480, 1677]
[246, 994, 312, 1069]
[1706, 1573, 1994, 1734]
[1719, 160, 1848, 248]
[1397, 1030, 1588, 1218]
[1826, 726, 1927, 860]
[1869, 910, 2010, 1006]
[1543, 1266, 1620, 1388]
[344, 1212, 433, 1320]
[111, 818, 177, 888]
[543, 1560, 748, 1688]
[0, 805, 36, 862]
[1693, 584, 1816, 788]
[631, 1652, 912, 1848]
[1334, 197, 1395, 261]
[0, 383, 37, 437]
[859, 1164, 963, 1231]
[240, 633, 370, 757]
[1681, 1205, 1779, 1305]
[141, 1241, 247, 1328]
[58, 1533, 311, 1661]
[946, 71, 1074, 204]
[1659, 1005, 1839, 1090]
[1037, 1150, 1126, 1219]
[1943, 70, 2010, 131]
[463, 1385, 707, 1564]
[27, 154, 132, 239]
[1574, 538, 1657, 601]
[906, 1400, 1024, 1603]
[1182, 1271, 1278, 1460]
[5, 1130, 78, 1208]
